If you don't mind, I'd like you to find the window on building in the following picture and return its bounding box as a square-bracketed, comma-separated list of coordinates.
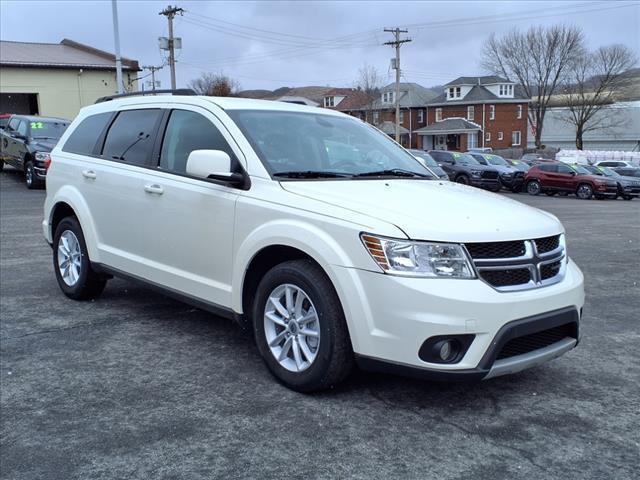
[399, 110, 404, 123]
[102, 109, 162, 166]
[417, 109, 424, 123]
[467, 105, 474, 121]
[467, 133, 478, 149]
[324, 96, 335, 108]
[499, 85, 504, 95]
[373, 111, 380, 124]
[435, 108, 442, 122]
[517, 104, 523, 119]
[448, 88, 454, 99]
[512, 130, 521, 146]
[159, 109, 238, 174]
[498, 131, 503, 141]
[485, 132, 491, 142]
[509, 85, 513, 95]
[489, 105, 495, 120]
[455, 87, 461, 98]
[63, 112, 113, 155]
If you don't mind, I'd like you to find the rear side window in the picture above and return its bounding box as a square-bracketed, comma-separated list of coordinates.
[62, 113, 112, 155]
[159, 109, 237, 174]
[102, 109, 162, 166]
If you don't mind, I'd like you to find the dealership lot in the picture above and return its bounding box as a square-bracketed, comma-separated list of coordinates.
[1, 168, 638, 479]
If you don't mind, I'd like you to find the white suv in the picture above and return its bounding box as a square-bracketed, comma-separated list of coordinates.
[43, 93, 585, 391]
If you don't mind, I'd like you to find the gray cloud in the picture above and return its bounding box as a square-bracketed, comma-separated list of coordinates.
[1, 0, 638, 91]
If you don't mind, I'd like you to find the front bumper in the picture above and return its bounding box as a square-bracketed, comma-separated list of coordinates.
[469, 177, 500, 189]
[499, 173, 525, 189]
[621, 185, 640, 196]
[594, 184, 617, 196]
[334, 258, 584, 381]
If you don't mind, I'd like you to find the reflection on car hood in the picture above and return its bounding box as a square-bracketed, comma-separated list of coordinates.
[30, 139, 58, 152]
[281, 179, 562, 242]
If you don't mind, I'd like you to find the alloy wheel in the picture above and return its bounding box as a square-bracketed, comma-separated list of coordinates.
[527, 181, 541, 195]
[577, 184, 593, 199]
[263, 283, 320, 372]
[57, 230, 82, 286]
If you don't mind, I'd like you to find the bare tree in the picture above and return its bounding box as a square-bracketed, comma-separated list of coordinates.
[481, 25, 585, 149]
[355, 63, 381, 123]
[187, 72, 240, 97]
[562, 45, 637, 149]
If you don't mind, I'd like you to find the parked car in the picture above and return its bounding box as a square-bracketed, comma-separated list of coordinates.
[524, 162, 617, 199]
[580, 165, 640, 200]
[44, 93, 584, 391]
[0, 113, 11, 130]
[408, 149, 449, 180]
[506, 158, 531, 173]
[467, 152, 525, 192]
[613, 167, 640, 178]
[594, 160, 634, 169]
[428, 150, 501, 191]
[467, 147, 492, 153]
[0, 114, 70, 188]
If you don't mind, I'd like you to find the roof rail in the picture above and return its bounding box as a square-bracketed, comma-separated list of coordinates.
[95, 89, 197, 104]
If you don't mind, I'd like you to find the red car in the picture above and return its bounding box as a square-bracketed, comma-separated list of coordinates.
[524, 162, 618, 200]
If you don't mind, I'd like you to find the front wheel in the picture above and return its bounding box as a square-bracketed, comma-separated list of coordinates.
[0, 160, 4, 172]
[623, 195, 634, 201]
[576, 183, 593, 200]
[253, 260, 353, 392]
[25, 161, 41, 190]
[53, 217, 107, 300]
[455, 175, 470, 185]
[526, 180, 541, 196]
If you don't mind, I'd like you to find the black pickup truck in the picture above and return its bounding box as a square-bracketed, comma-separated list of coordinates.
[0, 115, 69, 188]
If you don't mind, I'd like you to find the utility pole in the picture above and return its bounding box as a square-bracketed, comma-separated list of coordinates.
[111, 0, 124, 93]
[159, 5, 184, 89]
[384, 28, 411, 143]
[142, 65, 163, 92]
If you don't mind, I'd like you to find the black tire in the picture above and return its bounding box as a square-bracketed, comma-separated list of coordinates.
[576, 183, 593, 200]
[24, 160, 42, 190]
[0, 159, 4, 172]
[526, 180, 541, 196]
[53, 216, 107, 300]
[455, 175, 470, 185]
[253, 259, 353, 392]
[623, 195, 633, 201]
[511, 185, 522, 193]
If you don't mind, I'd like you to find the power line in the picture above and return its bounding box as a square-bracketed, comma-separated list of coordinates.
[159, 5, 184, 89]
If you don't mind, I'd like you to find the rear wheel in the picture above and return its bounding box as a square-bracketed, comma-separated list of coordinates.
[623, 195, 633, 201]
[576, 183, 593, 200]
[53, 217, 107, 300]
[526, 180, 541, 196]
[253, 260, 353, 392]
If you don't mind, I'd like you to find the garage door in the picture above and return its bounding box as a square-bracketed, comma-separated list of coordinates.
[0, 93, 39, 115]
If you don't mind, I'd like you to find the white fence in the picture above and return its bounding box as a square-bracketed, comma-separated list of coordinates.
[555, 149, 640, 166]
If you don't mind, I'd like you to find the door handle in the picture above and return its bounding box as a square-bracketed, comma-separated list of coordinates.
[144, 184, 164, 195]
[82, 169, 97, 179]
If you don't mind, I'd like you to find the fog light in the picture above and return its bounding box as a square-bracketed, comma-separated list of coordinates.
[439, 341, 452, 360]
[433, 339, 460, 362]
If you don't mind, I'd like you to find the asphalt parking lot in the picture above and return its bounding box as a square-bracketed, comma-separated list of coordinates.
[1, 166, 639, 480]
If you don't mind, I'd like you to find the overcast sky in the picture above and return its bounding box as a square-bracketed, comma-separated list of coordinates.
[1, 0, 638, 92]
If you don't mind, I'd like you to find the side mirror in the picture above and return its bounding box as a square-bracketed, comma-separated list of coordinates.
[569, 171, 576, 176]
[186, 150, 245, 186]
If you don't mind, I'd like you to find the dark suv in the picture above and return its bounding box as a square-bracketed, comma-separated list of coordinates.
[581, 165, 640, 200]
[429, 150, 500, 191]
[524, 162, 617, 200]
[468, 152, 525, 192]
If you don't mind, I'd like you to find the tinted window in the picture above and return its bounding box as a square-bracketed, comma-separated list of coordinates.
[159, 109, 237, 174]
[557, 164, 573, 174]
[538, 164, 557, 172]
[16, 121, 28, 136]
[429, 151, 449, 162]
[7, 117, 19, 131]
[102, 109, 161, 165]
[63, 113, 113, 155]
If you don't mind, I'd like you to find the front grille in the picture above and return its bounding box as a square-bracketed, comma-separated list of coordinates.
[535, 235, 560, 254]
[496, 323, 576, 360]
[541, 261, 562, 280]
[480, 268, 531, 287]
[481, 171, 499, 180]
[465, 241, 526, 259]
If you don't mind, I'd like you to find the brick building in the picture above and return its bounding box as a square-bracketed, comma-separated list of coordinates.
[417, 76, 530, 151]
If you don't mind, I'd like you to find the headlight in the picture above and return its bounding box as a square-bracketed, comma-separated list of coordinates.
[470, 170, 482, 177]
[361, 234, 476, 278]
[34, 152, 50, 161]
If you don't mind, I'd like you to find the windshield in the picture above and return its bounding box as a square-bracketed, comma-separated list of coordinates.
[571, 165, 591, 175]
[483, 154, 508, 166]
[453, 152, 480, 165]
[597, 167, 619, 177]
[29, 120, 68, 139]
[410, 151, 438, 167]
[228, 110, 432, 178]
[509, 160, 529, 171]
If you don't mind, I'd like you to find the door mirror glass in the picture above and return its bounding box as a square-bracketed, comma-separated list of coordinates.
[186, 149, 232, 179]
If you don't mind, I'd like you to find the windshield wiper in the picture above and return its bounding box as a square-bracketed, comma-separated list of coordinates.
[273, 170, 352, 179]
[353, 168, 431, 178]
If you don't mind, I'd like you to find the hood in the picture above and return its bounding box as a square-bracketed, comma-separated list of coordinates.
[578, 174, 617, 186]
[617, 175, 640, 186]
[280, 179, 563, 242]
[29, 139, 58, 152]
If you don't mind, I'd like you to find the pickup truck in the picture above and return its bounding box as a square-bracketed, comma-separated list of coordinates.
[0, 115, 70, 188]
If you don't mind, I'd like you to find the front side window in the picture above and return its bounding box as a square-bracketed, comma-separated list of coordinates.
[63, 112, 112, 155]
[7, 117, 19, 132]
[228, 110, 428, 178]
[512, 130, 521, 146]
[159, 109, 237, 174]
[16, 121, 28, 137]
[102, 109, 162, 165]
[557, 164, 574, 175]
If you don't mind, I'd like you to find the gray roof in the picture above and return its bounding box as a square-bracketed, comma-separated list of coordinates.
[428, 84, 530, 106]
[415, 118, 481, 135]
[0, 39, 140, 71]
[378, 121, 410, 135]
[445, 75, 511, 86]
[370, 82, 438, 109]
